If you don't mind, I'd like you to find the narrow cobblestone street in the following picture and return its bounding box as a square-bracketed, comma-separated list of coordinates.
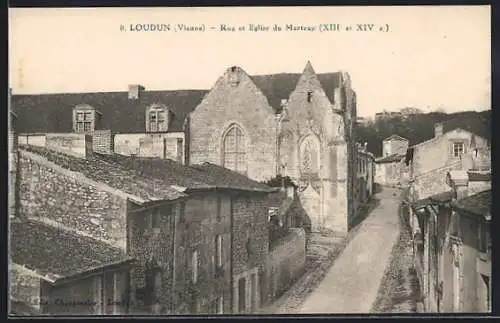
[261, 186, 415, 314]
[371, 201, 421, 313]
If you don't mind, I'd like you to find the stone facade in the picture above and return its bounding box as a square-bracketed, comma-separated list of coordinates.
[411, 129, 489, 177]
[382, 135, 409, 156]
[18, 150, 129, 250]
[265, 228, 306, 302]
[231, 193, 270, 314]
[188, 67, 278, 181]
[92, 130, 114, 155]
[188, 63, 359, 235]
[39, 269, 129, 315]
[170, 193, 232, 315]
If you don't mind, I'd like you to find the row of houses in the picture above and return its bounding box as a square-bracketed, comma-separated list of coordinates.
[9, 125, 308, 315]
[374, 115, 491, 313]
[9, 62, 375, 315]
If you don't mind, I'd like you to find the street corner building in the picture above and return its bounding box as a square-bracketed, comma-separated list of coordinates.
[9, 61, 376, 315]
[399, 115, 491, 313]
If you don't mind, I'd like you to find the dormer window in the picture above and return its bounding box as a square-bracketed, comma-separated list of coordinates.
[146, 105, 170, 132]
[73, 105, 96, 133]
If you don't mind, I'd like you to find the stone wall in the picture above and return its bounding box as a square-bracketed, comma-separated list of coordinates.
[18, 150, 129, 250]
[410, 161, 462, 202]
[45, 133, 92, 158]
[171, 194, 232, 314]
[128, 201, 176, 313]
[92, 130, 114, 155]
[188, 66, 278, 181]
[9, 264, 41, 314]
[265, 228, 306, 302]
[231, 193, 270, 313]
[412, 129, 488, 177]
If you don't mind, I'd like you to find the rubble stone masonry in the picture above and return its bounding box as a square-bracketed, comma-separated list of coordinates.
[18, 150, 128, 250]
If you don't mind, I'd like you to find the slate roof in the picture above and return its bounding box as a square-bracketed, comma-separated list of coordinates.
[98, 153, 276, 193]
[12, 70, 344, 134]
[375, 153, 405, 164]
[11, 90, 208, 134]
[250, 72, 342, 113]
[451, 189, 491, 218]
[383, 135, 409, 142]
[10, 218, 134, 284]
[20, 145, 187, 203]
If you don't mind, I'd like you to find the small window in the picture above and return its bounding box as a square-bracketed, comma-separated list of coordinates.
[307, 91, 313, 103]
[453, 142, 465, 158]
[215, 235, 223, 268]
[147, 107, 169, 132]
[75, 111, 94, 133]
[478, 222, 490, 254]
[216, 197, 222, 222]
[192, 250, 198, 283]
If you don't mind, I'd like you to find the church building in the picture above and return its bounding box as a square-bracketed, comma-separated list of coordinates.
[11, 61, 368, 235]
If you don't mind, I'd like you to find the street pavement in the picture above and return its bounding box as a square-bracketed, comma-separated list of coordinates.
[298, 186, 402, 314]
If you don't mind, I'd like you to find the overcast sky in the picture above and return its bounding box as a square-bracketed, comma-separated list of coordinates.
[9, 6, 490, 117]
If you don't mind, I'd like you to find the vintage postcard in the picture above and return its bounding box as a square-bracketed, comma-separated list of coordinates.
[8, 6, 491, 316]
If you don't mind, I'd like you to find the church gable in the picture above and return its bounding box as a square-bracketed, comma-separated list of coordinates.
[284, 62, 345, 144]
[188, 66, 279, 181]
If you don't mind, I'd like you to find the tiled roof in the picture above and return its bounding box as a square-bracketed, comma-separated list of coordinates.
[11, 90, 208, 134]
[10, 218, 134, 283]
[383, 135, 408, 142]
[96, 153, 276, 193]
[452, 189, 491, 218]
[411, 190, 455, 209]
[375, 153, 405, 164]
[250, 72, 342, 113]
[20, 145, 187, 203]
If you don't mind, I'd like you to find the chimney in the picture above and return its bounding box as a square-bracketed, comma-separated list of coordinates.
[128, 84, 145, 100]
[446, 170, 469, 200]
[434, 122, 443, 137]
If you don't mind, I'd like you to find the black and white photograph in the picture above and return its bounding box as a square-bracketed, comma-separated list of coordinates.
[7, 6, 491, 316]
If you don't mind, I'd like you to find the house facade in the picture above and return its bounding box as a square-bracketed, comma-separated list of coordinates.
[402, 115, 491, 313]
[11, 62, 371, 236]
[405, 172, 491, 313]
[374, 135, 409, 186]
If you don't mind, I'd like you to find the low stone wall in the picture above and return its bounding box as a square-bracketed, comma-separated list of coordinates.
[9, 264, 42, 314]
[265, 228, 306, 303]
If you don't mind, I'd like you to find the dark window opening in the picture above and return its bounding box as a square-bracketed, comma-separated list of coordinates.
[307, 91, 313, 102]
[216, 197, 222, 222]
[238, 278, 246, 313]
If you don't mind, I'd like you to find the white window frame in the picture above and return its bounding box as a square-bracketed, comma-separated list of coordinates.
[75, 111, 93, 133]
[147, 107, 168, 132]
[192, 250, 198, 284]
[453, 142, 465, 158]
[216, 234, 223, 268]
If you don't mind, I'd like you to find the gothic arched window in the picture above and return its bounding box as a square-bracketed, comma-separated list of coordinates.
[222, 125, 246, 175]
